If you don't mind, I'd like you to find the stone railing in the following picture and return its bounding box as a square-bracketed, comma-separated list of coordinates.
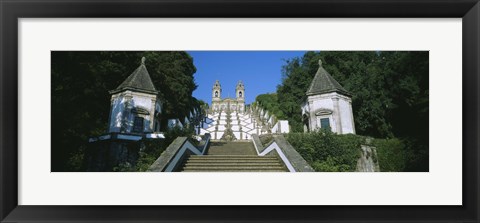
[251, 134, 314, 172]
[270, 120, 289, 134]
[147, 133, 211, 172]
[252, 106, 290, 134]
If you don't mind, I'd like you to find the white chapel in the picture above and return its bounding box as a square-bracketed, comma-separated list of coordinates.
[302, 59, 355, 134]
[107, 57, 162, 134]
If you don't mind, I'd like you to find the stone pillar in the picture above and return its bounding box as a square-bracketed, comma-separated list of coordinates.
[150, 98, 156, 131]
[108, 96, 116, 133]
[349, 99, 356, 134]
[308, 100, 316, 131]
[333, 97, 342, 134]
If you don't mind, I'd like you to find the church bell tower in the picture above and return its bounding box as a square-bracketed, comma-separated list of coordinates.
[236, 80, 245, 101]
[212, 80, 221, 100]
[212, 80, 222, 112]
[236, 80, 245, 113]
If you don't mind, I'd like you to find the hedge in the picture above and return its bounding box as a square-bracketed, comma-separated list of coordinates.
[285, 130, 414, 172]
[285, 130, 364, 172]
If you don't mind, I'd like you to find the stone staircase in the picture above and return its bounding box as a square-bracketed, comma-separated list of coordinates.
[179, 141, 287, 172]
[200, 111, 262, 140]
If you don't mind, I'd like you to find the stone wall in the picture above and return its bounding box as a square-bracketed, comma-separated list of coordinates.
[356, 144, 380, 172]
[85, 139, 143, 171]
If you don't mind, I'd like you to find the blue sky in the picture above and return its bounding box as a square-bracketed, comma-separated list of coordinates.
[189, 51, 306, 105]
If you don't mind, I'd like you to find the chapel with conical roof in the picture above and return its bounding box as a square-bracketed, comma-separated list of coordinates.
[301, 59, 355, 134]
[107, 57, 162, 134]
[86, 57, 164, 171]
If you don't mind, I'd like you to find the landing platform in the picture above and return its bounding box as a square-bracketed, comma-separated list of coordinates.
[207, 141, 257, 155]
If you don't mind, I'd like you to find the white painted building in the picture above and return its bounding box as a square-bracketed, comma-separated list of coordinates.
[107, 57, 162, 134]
[302, 60, 355, 134]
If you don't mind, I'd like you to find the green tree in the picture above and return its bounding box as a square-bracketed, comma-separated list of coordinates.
[142, 52, 197, 124]
[255, 93, 284, 119]
[276, 57, 312, 131]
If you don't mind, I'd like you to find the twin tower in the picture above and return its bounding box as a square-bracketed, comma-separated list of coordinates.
[211, 80, 245, 113]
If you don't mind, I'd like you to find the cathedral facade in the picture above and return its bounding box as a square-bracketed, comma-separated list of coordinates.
[211, 80, 245, 113]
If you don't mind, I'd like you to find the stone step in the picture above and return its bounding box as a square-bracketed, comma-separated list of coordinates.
[187, 159, 278, 163]
[182, 166, 286, 171]
[190, 155, 268, 157]
[187, 157, 278, 160]
[179, 139, 287, 172]
[185, 162, 282, 167]
[188, 156, 277, 160]
[186, 160, 279, 163]
[182, 169, 286, 172]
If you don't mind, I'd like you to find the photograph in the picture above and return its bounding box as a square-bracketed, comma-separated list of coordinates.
[3, 0, 478, 221]
[51, 51, 429, 172]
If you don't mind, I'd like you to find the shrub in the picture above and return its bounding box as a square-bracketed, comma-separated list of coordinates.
[311, 157, 351, 172]
[259, 134, 274, 146]
[373, 138, 428, 172]
[165, 126, 194, 143]
[285, 130, 364, 172]
[286, 130, 418, 172]
[134, 139, 168, 171]
[373, 138, 406, 172]
[112, 126, 195, 172]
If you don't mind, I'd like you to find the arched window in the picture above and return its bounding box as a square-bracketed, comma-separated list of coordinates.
[215, 91, 218, 97]
[239, 91, 243, 97]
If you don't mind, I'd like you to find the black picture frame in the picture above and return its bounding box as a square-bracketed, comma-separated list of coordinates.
[1, 0, 479, 222]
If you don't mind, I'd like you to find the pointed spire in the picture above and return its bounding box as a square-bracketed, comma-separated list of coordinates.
[110, 57, 158, 95]
[236, 80, 244, 89]
[306, 59, 351, 96]
[214, 80, 220, 87]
